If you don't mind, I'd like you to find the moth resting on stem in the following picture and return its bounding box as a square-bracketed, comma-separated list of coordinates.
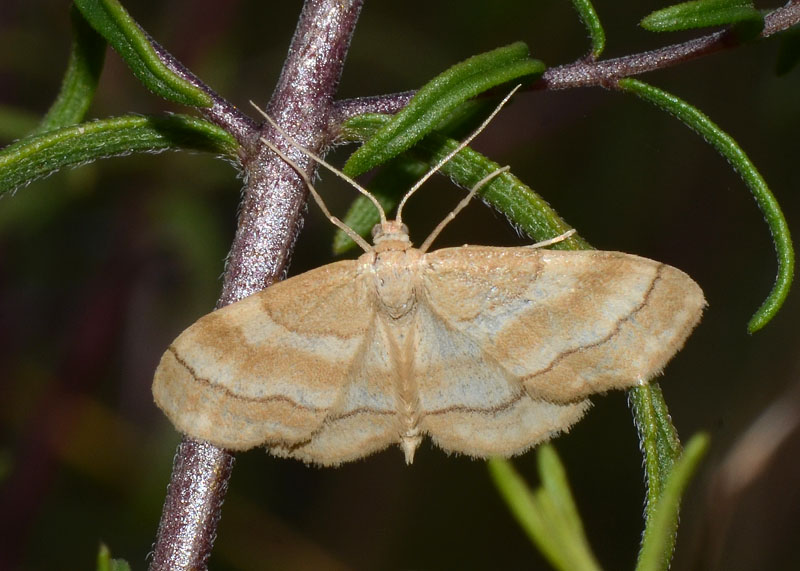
[152, 87, 705, 465]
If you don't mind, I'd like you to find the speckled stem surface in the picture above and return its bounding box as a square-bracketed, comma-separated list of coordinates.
[150, 439, 234, 570]
[150, 2, 363, 569]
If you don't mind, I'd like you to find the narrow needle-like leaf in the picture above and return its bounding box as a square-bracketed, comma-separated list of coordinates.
[35, 6, 106, 134]
[343, 43, 544, 177]
[619, 78, 793, 332]
[0, 114, 238, 195]
[636, 434, 710, 571]
[73, 0, 212, 107]
[489, 449, 603, 571]
[641, 0, 763, 33]
[570, 0, 606, 59]
[629, 385, 682, 523]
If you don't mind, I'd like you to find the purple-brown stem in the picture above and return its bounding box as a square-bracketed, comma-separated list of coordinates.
[539, 0, 800, 90]
[331, 1, 800, 123]
[149, 1, 363, 569]
[149, 440, 235, 570]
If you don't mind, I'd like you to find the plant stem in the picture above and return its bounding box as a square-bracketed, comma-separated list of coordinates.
[331, 1, 800, 121]
[149, 1, 363, 569]
[539, 0, 800, 90]
[150, 440, 234, 570]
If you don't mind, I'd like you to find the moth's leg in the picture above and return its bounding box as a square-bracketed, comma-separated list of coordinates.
[526, 229, 576, 249]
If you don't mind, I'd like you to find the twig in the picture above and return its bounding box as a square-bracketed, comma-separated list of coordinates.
[331, 1, 800, 121]
[148, 1, 364, 569]
[539, 0, 800, 89]
[150, 440, 234, 569]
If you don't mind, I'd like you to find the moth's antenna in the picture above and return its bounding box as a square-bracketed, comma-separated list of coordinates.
[259, 136, 373, 253]
[250, 101, 388, 227]
[419, 165, 510, 253]
[395, 84, 521, 225]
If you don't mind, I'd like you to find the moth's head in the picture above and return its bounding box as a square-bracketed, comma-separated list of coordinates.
[372, 220, 412, 251]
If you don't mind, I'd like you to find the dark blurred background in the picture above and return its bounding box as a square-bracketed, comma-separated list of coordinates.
[1, 1, 799, 569]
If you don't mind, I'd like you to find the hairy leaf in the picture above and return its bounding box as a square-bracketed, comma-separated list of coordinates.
[641, 0, 763, 33]
[35, 6, 106, 134]
[74, 0, 212, 106]
[570, 0, 606, 59]
[619, 79, 793, 332]
[342, 43, 544, 177]
[0, 114, 238, 195]
[629, 384, 682, 538]
[636, 434, 709, 571]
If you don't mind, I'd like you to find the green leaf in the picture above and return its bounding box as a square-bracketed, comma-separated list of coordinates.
[641, 0, 763, 33]
[340, 113, 588, 250]
[0, 114, 238, 195]
[775, 25, 800, 75]
[628, 384, 682, 530]
[342, 42, 544, 177]
[619, 78, 793, 333]
[73, 0, 212, 107]
[96, 544, 131, 571]
[35, 6, 107, 134]
[429, 97, 506, 141]
[571, 0, 606, 59]
[636, 434, 709, 571]
[488, 448, 603, 571]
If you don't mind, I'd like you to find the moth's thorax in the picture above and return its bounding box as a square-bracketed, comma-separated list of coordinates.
[359, 244, 424, 320]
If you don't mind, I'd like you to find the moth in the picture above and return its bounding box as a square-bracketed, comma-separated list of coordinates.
[153, 89, 705, 465]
